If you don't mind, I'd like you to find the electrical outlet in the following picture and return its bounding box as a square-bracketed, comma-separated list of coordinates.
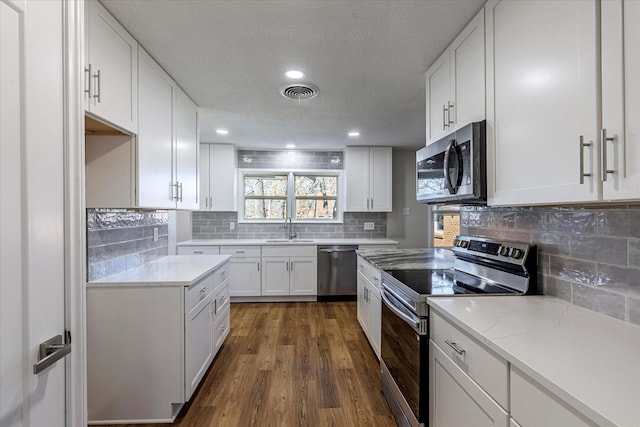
[364, 222, 375, 231]
[230, 221, 235, 230]
[153, 227, 158, 242]
[403, 207, 411, 216]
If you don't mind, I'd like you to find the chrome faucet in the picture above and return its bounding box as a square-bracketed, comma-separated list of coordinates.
[284, 216, 296, 240]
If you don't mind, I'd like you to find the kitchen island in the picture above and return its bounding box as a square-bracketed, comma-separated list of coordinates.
[87, 255, 230, 424]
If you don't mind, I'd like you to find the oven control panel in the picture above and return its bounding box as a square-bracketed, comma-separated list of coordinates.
[452, 235, 532, 265]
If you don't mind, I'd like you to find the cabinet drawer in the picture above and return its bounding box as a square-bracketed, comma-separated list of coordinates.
[357, 257, 381, 290]
[430, 311, 508, 409]
[220, 245, 261, 258]
[185, 273, 215, 312]
[212, 261, 231, 288]
[511, 367, 596, 427]
[177, 245, 220, 255]
[261, 245, 316, 257]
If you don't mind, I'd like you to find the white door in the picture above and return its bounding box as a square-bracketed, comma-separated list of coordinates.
[1, 0, 70, 426]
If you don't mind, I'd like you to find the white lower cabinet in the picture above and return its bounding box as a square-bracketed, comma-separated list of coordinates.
[184, 291, 214, 400]
[430, 307, 600, 427]
[87, 260, 230, 424]
[261, 246, 317, 297]
[220, 246, 261, 297]
[430, 342, 509, 427]
[430, 310, 509, 427]
[356, 255, 382, 358]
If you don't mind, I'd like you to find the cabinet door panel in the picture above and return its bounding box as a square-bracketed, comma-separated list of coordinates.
[261, 257, 289, 296]
[199, 144, 211, 210]
[345, 147, 370, 211]
[228, 258, 261, 297]
[487, 0, 599, 205]
[175, 89, 199, 210]
[290, 257, 317, 295]
[426, 52, 451, 144]
[356, 271, 368, 333]
[138, 48, 175, 208]
[602, 0, 640, 200]
[369, 147, 392, 211]
[185, 296, 214, 400]
[209, 144, 236, 211]
[451, 9, 485, 129]
[368, 287, 381, 359]
[87, 0, 138, 133]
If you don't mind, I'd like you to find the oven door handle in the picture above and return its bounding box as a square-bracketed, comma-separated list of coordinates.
[381, 289, 421, 330]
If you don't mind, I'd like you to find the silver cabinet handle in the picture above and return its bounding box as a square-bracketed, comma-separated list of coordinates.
[193, 250, 203, 254]
[178, 182, 183, 202]
[92, 69, 101, 103]
[370, 198, 373, 209]
[285, 261, 289, 271]
[214, 299, 218, 315]
[169, 182, 175, 201]
[444, 340, 465, 355]
[447, 101, 454, 126]
[34, 331, 71, 374]
[205, 195, 208, 209]
[84, 64, 92, 100]
[579, 135, 592, 184]
[442, 104, 447, 130]
[364, 287, 369, 302]
[235, 250, 245, 254]
[257, 261, 260, 271]
[209, 196, 212, 209]
[601, 129, 615, 182]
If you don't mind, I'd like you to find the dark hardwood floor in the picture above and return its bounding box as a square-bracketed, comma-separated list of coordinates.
[101, 301, 396, 427]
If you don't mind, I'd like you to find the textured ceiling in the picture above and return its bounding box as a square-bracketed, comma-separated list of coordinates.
[100, 0, 485, 150]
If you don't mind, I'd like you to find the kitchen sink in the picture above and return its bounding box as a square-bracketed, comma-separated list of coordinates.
[264, 239, 315, 243]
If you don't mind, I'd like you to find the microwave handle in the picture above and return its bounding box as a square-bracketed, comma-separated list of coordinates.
[443, 139, 457, 194]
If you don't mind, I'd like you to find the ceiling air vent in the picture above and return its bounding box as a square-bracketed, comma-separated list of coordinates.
[280, 83, 319, 100]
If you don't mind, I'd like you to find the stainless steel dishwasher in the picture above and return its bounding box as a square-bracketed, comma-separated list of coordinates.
[317, 245, 358, 301]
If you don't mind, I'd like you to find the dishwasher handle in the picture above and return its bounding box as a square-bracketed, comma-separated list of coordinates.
[318, 248, 357, 253]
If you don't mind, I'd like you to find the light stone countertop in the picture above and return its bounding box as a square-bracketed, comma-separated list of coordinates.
[177, 238, 399, 246]
[428, 296, 640, 427]
[87, 255, 230, 287]
[356, 247, 455, 271]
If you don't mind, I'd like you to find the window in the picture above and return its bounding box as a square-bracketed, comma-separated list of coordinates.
[243, 174, 288, 219]
[240, 172, 341, 222]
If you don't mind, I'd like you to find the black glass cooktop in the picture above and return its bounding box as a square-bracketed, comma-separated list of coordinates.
[384, 268, 456, 295]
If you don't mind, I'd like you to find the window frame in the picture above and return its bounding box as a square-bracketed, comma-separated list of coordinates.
[237, 169, 344, 224]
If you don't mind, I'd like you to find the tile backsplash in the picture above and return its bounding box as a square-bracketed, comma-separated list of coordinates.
[87, 209, 169, 281]
[192, 211, 386, 240]
[238, 150, 343, 169]
[461, 205, 640, 325]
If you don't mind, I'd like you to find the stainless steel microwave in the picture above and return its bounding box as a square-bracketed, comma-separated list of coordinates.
[416, 120, 486, 205]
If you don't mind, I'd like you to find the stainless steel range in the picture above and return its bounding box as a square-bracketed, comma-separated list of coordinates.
[380, 235, 537, 427]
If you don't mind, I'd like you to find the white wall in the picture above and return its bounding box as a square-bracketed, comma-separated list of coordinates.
[387, 148, 431, 248]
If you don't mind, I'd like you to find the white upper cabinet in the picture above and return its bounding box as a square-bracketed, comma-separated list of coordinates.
[601, 0, 640, 201]
[175, 89, 199, 210]
[486, 0, 600, 206]
[85, 0, 138, 133]
[200, 144, 236, 211]
[138, 47, 176, 208]
[137, 48, 199, 209]
[426, 9, 485, 145]
[345, 146, 392, 212]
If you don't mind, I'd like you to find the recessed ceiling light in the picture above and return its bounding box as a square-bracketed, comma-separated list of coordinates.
[286, 143, 296, 149]
[216, 129, 229, 135]
[348, 131, 360, 137]
[285, 70, 305, 79]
